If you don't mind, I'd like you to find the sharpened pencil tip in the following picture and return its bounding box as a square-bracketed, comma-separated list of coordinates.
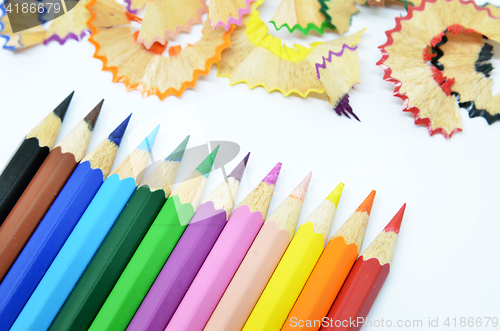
[291, 172, 312, 201]
[166, 135, 190, 162]
[228, 153, 250, 182]
[53, 91, 74, 121]
[262, 162, 282, 185]
[197, 145, 219, 177]
[385, 203, 406, 234]
[356, 190, 376, 215]
[326, 182, 344, 207]
[138, 125, 160, 152]
[84, 100, 104, 130]
[108, 114, 132, 147]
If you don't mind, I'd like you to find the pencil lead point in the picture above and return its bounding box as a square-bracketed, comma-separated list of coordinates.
[326, 182, 344, 207]
[197, 146, 219, 177]
[108, 114, 132, 147]
[356, 190, 376, 215]
[385, 203, 406, 234]
[138, 125, 160, 152]
[53, 91, 74, 121]
[262, 162, 282, 185]
[228, 153, 250, 182]
[84, 100, 104, 130]
[166, 135, 190, 162]
[291, 172, 312, 201]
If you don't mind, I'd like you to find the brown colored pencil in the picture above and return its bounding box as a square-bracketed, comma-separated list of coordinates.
[0, 101, 102, 281]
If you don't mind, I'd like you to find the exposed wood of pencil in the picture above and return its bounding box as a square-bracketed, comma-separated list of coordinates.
[26, 112, 63, 149]
[237, 181, 275, 219]
[268, 172, 312, 240]
[202, 176, 240, 220]
[109, 149, 150, 184]
[331, 191, 374, 254]
[56, 103, 101, 164]
[171, 146, 219, 211]
[304, 183, 344, 242]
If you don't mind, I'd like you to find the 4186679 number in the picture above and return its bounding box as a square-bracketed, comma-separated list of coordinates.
[5, 1, 61, 14]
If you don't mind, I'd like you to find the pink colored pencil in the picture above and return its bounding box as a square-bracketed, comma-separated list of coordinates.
[164, 163, 282, 331]
[203, 172, 312, 331]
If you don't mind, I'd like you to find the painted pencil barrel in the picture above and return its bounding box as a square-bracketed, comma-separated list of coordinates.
[49, 186, 167, 331]
[243, 223, 325, 331]
[0, 138, 50, 223]
[210, 220, 291, 331]
[0, 147, 78, 280]
[171, 205, 264, 331]
[0, 161, 104, 331]
[320, 258, 390, 331]
[10, 174, 137, 331]
[130, 201, 227, 331]
[89, 195, 195, 331]
[283, 236, 358, 331]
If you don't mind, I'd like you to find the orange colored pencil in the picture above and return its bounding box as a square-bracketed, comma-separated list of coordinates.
[283, 191, 376, 331]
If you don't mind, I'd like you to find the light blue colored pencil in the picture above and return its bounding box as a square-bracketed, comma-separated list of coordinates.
[10, 125, 160, 331]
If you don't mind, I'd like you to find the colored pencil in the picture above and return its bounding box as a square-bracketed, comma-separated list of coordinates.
[131, 154, 250, 331]
[48, 136, 190, 331]
[171, 163, 282, 331]
[321, 204, 406, 331]
[0, 101, 102, 281]
[0, 115, 131, 331]
[205, 172, 311, 331]
[244, 183, 345, 331]
[89, 146, 220, 331]
[0, 92, 73, 224]
[10, 126, 159, 331]
[283, 190, 376, 331]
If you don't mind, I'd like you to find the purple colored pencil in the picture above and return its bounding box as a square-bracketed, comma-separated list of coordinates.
[126, 154, 250, 331]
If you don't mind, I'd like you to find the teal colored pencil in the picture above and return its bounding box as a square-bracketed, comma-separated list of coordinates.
[10, 126, 160, 331]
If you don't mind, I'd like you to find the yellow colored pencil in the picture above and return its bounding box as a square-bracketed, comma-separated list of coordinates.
[242, 183, 344, 331]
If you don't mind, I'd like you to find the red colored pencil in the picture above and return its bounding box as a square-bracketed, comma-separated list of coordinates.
[321, 204, 406, 331]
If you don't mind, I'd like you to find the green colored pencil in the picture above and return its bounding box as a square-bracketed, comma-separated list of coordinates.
[89, 146, 220, 331]
[48, 136, 190, 331]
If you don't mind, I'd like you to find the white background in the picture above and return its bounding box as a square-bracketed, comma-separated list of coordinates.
[1, 0, 500, 329]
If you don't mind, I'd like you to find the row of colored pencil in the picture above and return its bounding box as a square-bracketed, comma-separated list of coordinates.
[0, 97, 407, 331]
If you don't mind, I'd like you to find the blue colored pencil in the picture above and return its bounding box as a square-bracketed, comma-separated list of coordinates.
[10, 125, 159, 331]
[0, 115, 131, 331]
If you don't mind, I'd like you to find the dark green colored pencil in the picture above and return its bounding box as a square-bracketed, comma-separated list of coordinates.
[48, 136, 189, 331]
